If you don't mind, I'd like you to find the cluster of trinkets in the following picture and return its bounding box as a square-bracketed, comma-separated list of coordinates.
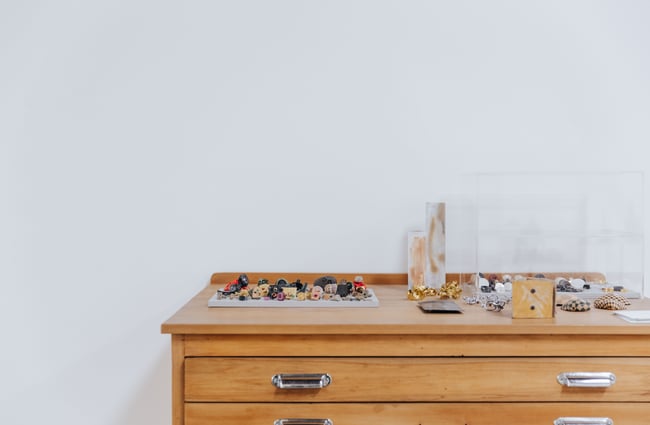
[552, 275, 632, 312]
[475, 273, 522, 293]
[553, 275, 631, 295]
[558, 293, 631, 312]
[463, 273, 633, 313]
[407, 281, 462, 301]
[463, 293, 510, 312]
[216, 274, 373, 302]
[456, 273, 514, 312]
[472, 273, 620, 294]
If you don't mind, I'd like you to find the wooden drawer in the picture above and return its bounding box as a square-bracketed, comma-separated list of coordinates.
[186, 402, 650, 425]
[185, 357, 650, 402]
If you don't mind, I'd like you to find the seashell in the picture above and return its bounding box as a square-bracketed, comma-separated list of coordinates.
[593, 293, 630, 310]
[556, 293, 578, 306]
[561, 299, 591, 312]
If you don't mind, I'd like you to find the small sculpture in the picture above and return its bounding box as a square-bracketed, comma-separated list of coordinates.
[324, 283, 338, 295]
[251, 286, 263, 299]
[311, 285, 323, 300]
[268, 284, 282, 300]
[221, 274, 249, 295]
[353, 276, 366, 292]
[314, 275, 337, 288]
[556, 279, 582, 292]
[336, 281, 352, 297]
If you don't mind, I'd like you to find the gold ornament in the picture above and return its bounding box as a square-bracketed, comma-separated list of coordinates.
[407, 285, 438, 300]
[408, 281, 461, 300]
[438, 281, 461, 299]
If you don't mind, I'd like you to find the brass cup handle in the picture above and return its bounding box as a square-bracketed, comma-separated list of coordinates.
[271, 373, 332, 389]
[274, 420, 333, 425]
[557, 372, 616, 388]
[554, 418, 613, 425]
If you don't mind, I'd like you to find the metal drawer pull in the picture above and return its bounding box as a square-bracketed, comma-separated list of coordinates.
[274, 420, 333, 425]
[554, 417, 613, 425]
[271, 373, 332, 389]
[557, 372, 616, 387]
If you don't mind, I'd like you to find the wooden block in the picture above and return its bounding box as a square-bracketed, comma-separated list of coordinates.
[512, 279, 556, 319]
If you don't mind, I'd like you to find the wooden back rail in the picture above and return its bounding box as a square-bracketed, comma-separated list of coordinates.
[210, 272, 607, 286]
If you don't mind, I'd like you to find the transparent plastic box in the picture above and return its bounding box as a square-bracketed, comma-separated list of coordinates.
[458, 172, 644, 298]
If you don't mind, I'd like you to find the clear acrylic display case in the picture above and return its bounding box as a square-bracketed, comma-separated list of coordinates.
[462, 172, 644, 298]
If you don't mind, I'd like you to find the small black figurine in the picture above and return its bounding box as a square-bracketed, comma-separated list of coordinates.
[314, 275, 337, 288]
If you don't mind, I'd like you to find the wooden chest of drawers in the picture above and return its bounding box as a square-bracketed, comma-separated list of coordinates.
[162, 273, 650, 425]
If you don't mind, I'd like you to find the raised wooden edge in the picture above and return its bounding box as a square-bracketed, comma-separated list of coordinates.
[210, 272, 607, 286]
[210, 272, 407, 285]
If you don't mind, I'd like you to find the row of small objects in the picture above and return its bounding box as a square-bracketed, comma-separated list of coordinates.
[474, 273, 559, 293]
[468, 273, 631, 313]
[476, 273, 518, 293]
[463, 293, 510, 312]
[406, 274, 517, 302]
[216, 274, 371, 301]
[558, 293, 631, 312]
[407, 281, 462, 301]
[476, 273, 600, 293]
[462, 292, 631, 314]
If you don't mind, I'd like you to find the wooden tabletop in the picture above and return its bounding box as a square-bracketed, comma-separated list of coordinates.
[161, 281, 650, 336]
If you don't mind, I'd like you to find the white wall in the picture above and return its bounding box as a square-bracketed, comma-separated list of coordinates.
[1, 1, 649, 424]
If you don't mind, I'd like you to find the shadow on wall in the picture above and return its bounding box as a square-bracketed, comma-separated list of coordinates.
[0, 327, 171, 425]
[115, 347, 171, 425]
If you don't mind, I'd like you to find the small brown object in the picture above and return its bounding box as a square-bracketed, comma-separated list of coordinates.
[593, 293, 630, 310]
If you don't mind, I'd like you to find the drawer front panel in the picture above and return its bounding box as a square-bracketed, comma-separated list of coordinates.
[184, 357, 650, 402]
[186, 402, 650, 425]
